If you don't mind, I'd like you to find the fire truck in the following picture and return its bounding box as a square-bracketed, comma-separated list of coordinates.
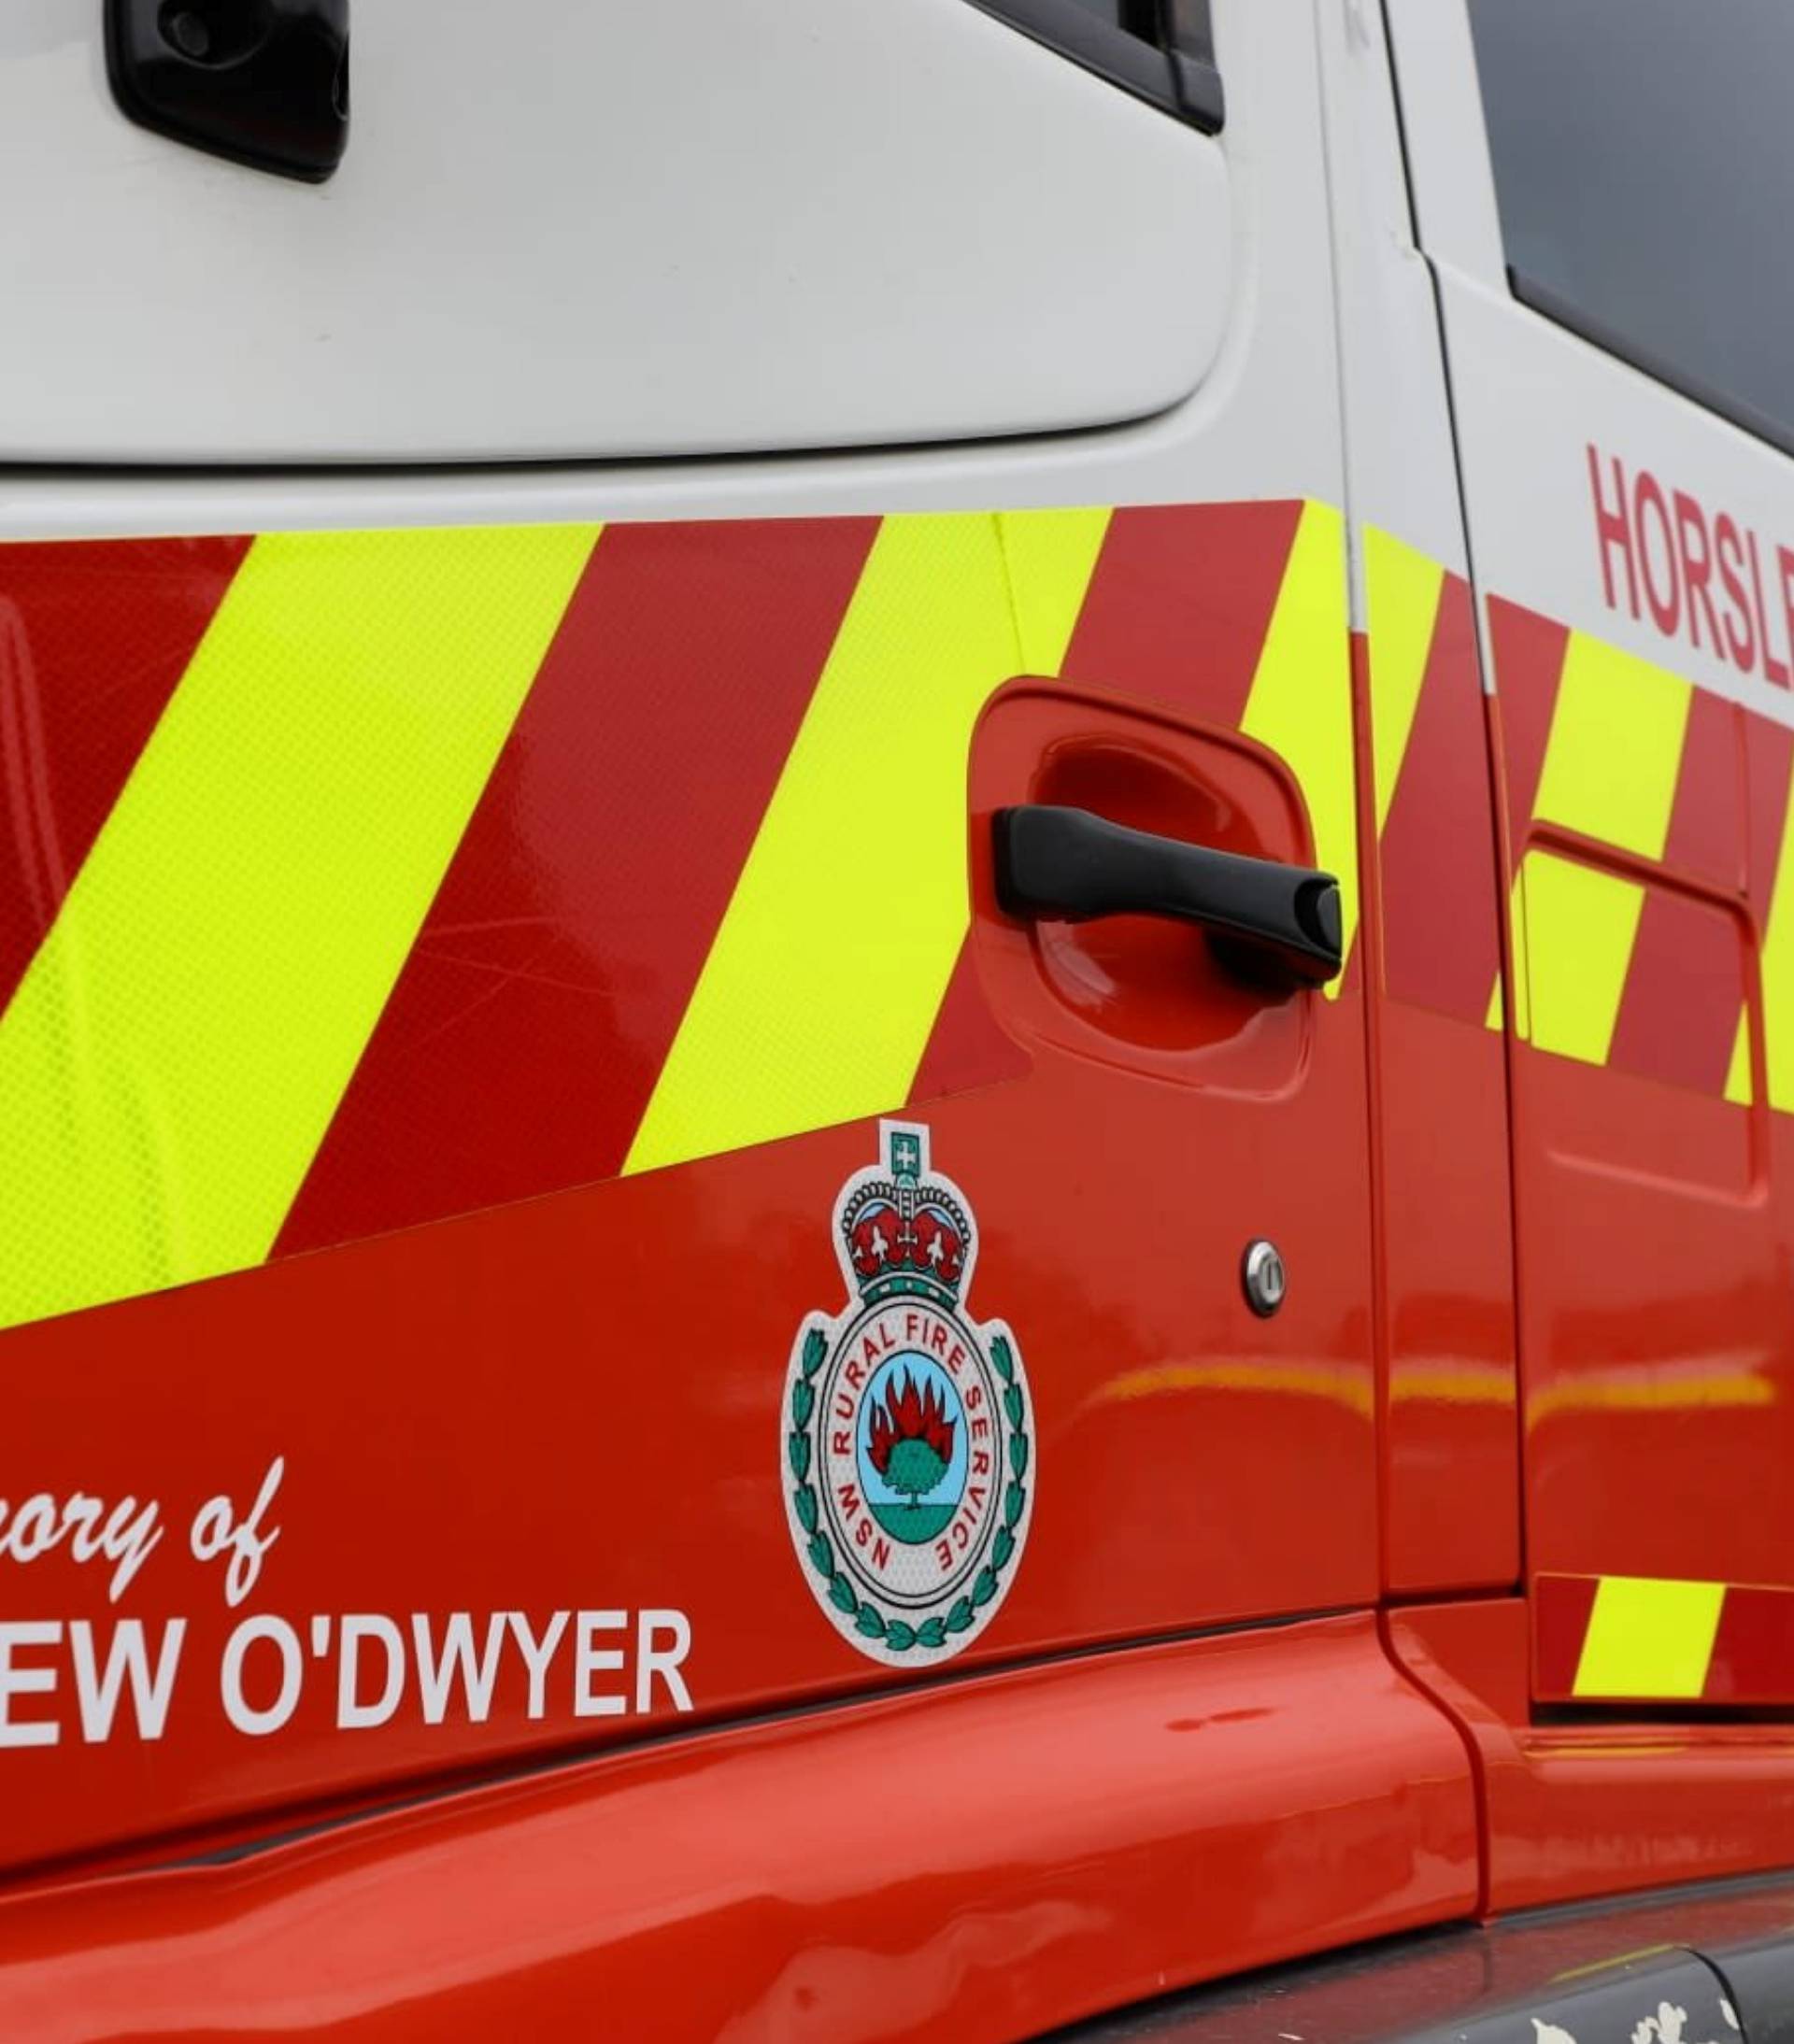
[3, 1, 1794, 2036]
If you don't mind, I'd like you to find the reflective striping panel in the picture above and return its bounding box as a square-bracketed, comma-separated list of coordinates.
[1486, 596, 1573, 840]
[1531, 631, 1689, 859]
[1516, 851, 1646, 1067]
[1540, 1573, 1794, 1706]
[1488, 878, 1528, 1041]
[0, 523, 598, 1331]
[0, 536, 253, 1018]
[1573, 1574, 1726, 1701]
[1604, 691, 1748, 1100]
[1240, 501, 1357, 995]
[622, 509, 1109, 1177]
[1061, 500, 1304, 723]
[0, 503, 1348, 1330]
[1362, 526, 1445, 835]
[995, 508, 1114, 674]
[1482, 601, 1768, 1091]
[1373, 565, 1503, 1023]
[275, 518, 880, 1256]
[1725, 1009, 1754, 1106]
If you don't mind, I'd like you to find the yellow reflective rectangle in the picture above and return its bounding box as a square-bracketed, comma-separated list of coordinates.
[1573, 1575, 1726, 1700]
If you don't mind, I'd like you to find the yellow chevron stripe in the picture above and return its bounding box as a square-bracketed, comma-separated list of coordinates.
[1725, 1005, 1754, 1108]
[1502, 630, 1691, 1066]
[993, 509, 1111, 674]
[1532, 632, 1689, 857]
[623, 508, 1110, 1176]
[1485, 879, 1526, 1040]
[1518, 849, 1645, 1067]
[1362, 527, 1445, 835]
[1239, 501, 1356, 995]
[0, 522, 597, 1332]
[1573, 1574, 1725, 1700]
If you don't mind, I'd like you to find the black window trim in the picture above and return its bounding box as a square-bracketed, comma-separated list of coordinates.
[1509, 268, 1794, 468]
[964, 0, 1226, 135]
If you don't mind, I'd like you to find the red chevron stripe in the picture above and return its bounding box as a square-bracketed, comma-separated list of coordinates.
[277, 518, 877, 1257]
[1485, 595, 1571, 839]
[1607, 691, 1746, 1097]
[1378, 575, 1502, 1022]
[0, 536, 249, 1016]
[1061, 501, 1303, 724]
[1532, 1573, 1600, 1698]
[1706, 1582, 1794, 1705]
[1655, 687, 1744, 888]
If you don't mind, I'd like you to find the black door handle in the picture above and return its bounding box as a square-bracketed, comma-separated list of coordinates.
[107, 0, 349, 183]
[993, 804, 1343, 987]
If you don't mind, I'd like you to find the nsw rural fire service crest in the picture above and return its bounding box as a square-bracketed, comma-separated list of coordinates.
[783, 1121, 1034, 1667]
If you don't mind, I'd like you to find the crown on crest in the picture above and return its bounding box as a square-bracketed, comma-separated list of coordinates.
[841, 1126, 972, 1306]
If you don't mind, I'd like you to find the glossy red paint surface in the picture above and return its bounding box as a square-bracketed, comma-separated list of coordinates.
[1391, 1599, 1794, 1916]
[976, 684, 1336, 1084]
[0, 1618, 1477, 2042]
[1350, 599, 1520, 1599]
[1370, 1002, 1517, 1594]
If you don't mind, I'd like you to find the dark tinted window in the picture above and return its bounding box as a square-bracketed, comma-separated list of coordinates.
[1470, 0, 1794, 457]
[968, 0, 1222, 132]
[1061, 1, 1160, 34]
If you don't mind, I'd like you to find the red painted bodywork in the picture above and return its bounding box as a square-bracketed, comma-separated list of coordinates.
[1390, 1599, 1794, 1915]
[0, 1618, 1475, 2041]
[1350, 592, 1520, 1599]
[1488, 599, 1794, 1596]
[6, 512, 1794, 2039]
[0, 660, 1384, 1880]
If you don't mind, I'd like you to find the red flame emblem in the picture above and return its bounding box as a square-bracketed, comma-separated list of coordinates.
[866, 1369, 958, 1481]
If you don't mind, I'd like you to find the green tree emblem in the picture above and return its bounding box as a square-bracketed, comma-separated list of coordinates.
[884, 1434, 949, 1505]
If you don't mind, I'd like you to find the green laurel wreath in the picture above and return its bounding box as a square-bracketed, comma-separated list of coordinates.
[789, 1323, 1030, 1652]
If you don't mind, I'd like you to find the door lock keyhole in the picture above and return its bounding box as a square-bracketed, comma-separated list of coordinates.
[156, 0, 273, 66]
[1242, 1240, 1288, 1317]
